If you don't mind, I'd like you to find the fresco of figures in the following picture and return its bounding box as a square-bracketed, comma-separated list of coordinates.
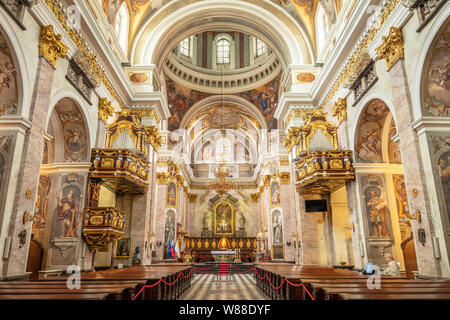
[53, 182, 82, 239]
[271, 181, 281, 207]
[0, 31, 18, 116]
[239, 73, 281, 130]
[388, 119, 402, 164]
[166, 181, 177, 207]
[424, 22, 449, 117]
[54, 98, 88, 162]
[33, 176, 51, 231]
[355, 99, 390, 163]
[166, 74, 281, 131]
[438, 149, 450, 219]
[166, 78, 210, 131]
[359, 174, 392, 238]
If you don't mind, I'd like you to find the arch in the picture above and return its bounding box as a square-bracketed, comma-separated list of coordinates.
[350, 91, 398, 154]
[47, 88, 96, 151]
[412, 2, 450, 121]
[179, 95, 269, 131]
[46, 95, 92, 162]
[0, 10, 31, 120]
[130, 0, 314, 68]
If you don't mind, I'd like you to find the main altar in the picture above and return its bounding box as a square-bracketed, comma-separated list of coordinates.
[184, 236, 257, 262]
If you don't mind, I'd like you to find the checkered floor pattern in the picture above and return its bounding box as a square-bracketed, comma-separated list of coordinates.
[180, 273, 268, 300]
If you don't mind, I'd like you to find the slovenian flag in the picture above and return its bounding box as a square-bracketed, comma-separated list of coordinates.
[166, 240, 172, 258]
[175, 240, 180, 258]
[170, 240, 176, 258]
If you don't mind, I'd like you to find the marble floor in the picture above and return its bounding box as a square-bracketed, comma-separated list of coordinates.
[180, 273, 268, 300]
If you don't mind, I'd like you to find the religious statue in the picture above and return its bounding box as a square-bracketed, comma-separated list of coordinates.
[56, 189, 80, 238]
[238, 212, 246, 230]
[132, 247, 141, 265]
[273, 214, 283, 244]
[203, 210, 211, 230]
[367, 190, 390, 237]
[164, 216, 175, 243]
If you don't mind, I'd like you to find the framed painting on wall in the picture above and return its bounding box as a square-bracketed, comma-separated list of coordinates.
[214, 201, 234, 236]
[166, 181, 177, 207]
[270, 181, 281, 207]
[115, 238, 132, 258]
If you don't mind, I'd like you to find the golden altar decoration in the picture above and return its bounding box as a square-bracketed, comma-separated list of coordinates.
[214, 201, 234, 236]
[285, 110, 355, 195]
[82, 207, 125, 252]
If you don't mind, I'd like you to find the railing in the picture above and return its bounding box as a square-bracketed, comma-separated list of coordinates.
[294, 150, 355, 194]
[90, 149, 150, 192]
[82, 207, 125, 251]
[164, 52, 281, 93]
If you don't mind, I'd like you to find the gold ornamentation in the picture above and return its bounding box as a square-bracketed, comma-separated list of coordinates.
[98, 98, 115, 124]
[332, 98, 347, 125]
[25, 190, 32, 199]
[320, 0, 402, 108]
[250, 193, 260, 202]
[82, 207, 125, 252]
[412, 188, 418, 197]
[188, 194, 198, 203]
[44, 0, 125, 108]
[144, 126, 162, 151]
[38, 25, 68, 68]
[376, 27, 404, 70]
[294, 150, 355, 195]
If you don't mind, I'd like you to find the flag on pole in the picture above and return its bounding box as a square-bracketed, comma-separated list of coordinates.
[166, 240, 172, 258]
[170, 240, 176, 258]
[175, 240, 180, 258]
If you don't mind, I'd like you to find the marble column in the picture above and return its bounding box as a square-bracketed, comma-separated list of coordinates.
[387, 59, 440, 277]
[2, 58, 57, 277]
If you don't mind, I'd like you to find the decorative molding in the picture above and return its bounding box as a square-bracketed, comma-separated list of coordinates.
[332, 98, 347, 125]
[98, 98, 115, 124]
[375, 27, 405, 70]
[43, 0, 125, 108]
[319, 0, 404, 108]
[38, 25, 68, 68]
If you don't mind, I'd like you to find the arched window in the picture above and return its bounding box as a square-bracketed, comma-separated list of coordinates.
[256, 39, 267, 57]
[216, 136, 233, 163]
[217, 39, 230, 65]
[180, 37, 190, 57]
[114, 2, 129, 54]
[315, 3, 330, 56]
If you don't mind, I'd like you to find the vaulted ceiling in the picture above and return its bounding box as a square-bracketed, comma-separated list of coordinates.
[99, 0, 351, 56]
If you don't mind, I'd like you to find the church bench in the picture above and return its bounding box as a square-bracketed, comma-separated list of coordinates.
[0, 293, 109, 300]
[323, 287, 450, 300]
[33, 266, 192, 300]
[0, 287, 125, 300]
[309, 281, 450, 300]
[336, 293, 450, 300]
[254, 265, 408, 300]
[0, 282, 145, 300]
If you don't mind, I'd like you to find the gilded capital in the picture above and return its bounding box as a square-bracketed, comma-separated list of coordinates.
[98, 98, 115, 124]
[39, 25, 68, 68]
[332, 98, 347, 125]
[144, 126, 163, 151]
[376, 27, 404, 70]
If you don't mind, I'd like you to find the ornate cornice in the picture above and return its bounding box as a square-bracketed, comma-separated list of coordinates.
[332, 98, 347, 125]
[44, 0, 125, 108]
[98, 98, 115, 124]
[376, 27, 405, 70]
[38, 25, 68, 68]
[319, 0, 403, 108]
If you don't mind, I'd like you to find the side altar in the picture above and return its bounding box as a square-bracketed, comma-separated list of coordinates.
[184, 236, 257, 263]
